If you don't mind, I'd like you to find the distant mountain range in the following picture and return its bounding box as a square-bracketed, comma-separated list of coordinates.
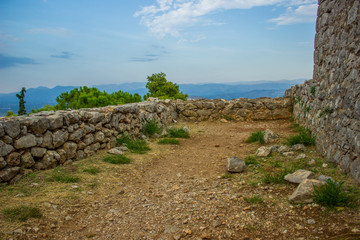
[0, 79, 306, 116]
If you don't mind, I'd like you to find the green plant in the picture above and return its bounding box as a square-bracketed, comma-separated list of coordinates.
[167, 128, 190, 138]
[310, 86, 316, 95]
[286, 128, 315, 146]
[158, 138, 180, 145]
[220, 173, 233, 179]
[83, 167, 100, 175]
[6, 111, 16, 117]
[103, 155, 131, 164]
[223, 115, 234, 121]
[263, 168, 292, 184]
[245, 156, 259, 165]
[319, 107, 334, 118]
[47, 167, 80, 183]
[16, 87, 27, 115]
[2, 205, 42, 221]
[244, 195, 264, 204]
[270, 161, 282, 168]
[304, 106, 311, 115]
[143, 72, 188, 100]
[313, 179, 357, 208]
[245, 130, 265, 144]
[117, 136, 151, 154]
[143, 120, 161, 136]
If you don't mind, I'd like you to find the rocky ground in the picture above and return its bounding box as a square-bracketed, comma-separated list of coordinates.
[0, 119, 359, 240]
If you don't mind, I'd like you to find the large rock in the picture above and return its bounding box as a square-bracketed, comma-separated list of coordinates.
[292, 144, 307, 152]
[52, 130, 69, 148]
[94, 131, 105, 143]
[0, 157, 7, 169]
[0, 140, 14, 157]
[48, 114, 63, 130]
[84, 134, 94, 145]
[6, 152, 21, 166]
[14, 134, 37, 149]
[28, 117, 50, 135]
[41, 131, 53, 148]
[69, 128, 85, 142]
[35, 151, 60, 170]
[31, 147, 47, 158]
[0, 167, 20, 182]
[284, 169, 315, 184]
[289, 179, 325, 203]
[255, 146, 272, 157]
[63, 142, 78, 159]
[0, 123, 4, 137]
[227, 156, 246, 173]
[107, 148, 124, 155]
[263, 129, 279, 143]
[3, 120, 20, 138]
[21, 152, 35, 168]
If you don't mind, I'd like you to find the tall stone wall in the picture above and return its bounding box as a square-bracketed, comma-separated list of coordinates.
[285, 0, 360, 182]
[0, 97, 291, 184]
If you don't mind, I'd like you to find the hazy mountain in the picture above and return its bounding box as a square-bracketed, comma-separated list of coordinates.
[0, 79, 305, 116]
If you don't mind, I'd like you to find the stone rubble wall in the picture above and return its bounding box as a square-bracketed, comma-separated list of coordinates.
[0, 97, 292, 184]
[285, 0, 360, 183]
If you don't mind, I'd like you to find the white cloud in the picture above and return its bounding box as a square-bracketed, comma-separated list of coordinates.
[269, 3, 317, 25]
[135, 0, 318, 38]
[28, 27, 70, 36]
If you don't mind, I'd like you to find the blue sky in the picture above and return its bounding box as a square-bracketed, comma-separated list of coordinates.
[0, 0, 318, 93]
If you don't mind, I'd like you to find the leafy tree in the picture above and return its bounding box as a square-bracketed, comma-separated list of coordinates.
[16, 87, 27, 115]
[6, 111, 16, 117]
[144, 72, 188, 100]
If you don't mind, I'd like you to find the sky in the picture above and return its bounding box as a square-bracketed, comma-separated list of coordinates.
[0, 0, 318, 93]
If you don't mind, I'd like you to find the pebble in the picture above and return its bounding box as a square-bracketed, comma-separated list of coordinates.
[322, 163, 328, 168]
[307, 219, 315, 224]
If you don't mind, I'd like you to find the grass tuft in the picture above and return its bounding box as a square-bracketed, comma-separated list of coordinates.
[167, 128, 190, 138]
[245, 130, 265, 144]
[158, 138, 180, 145]
[103, 155, 131, 164]
[220, 173, 233, 179]
[47, 167, 80, 183]
[313, 179, 357, 209]
[143, 120, 161, 136]
[83, 167, 101, 175]
[286, 127, 315, 146]
[244, 195, 264, 204]
[2, 205, 42, 221]
[245, 156, 259, 166]
[117, 136, 150, 154]
[263, 168, 292, 184]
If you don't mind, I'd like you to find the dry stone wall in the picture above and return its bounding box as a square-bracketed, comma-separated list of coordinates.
[285, 0, 360, 182]
[0, 97, 291, 184]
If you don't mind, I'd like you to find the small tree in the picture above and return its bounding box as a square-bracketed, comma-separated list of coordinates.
[144, 72, 188, 100]
[16, 87, 26, 115]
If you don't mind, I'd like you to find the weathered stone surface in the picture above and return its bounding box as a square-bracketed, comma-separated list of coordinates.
[289, 179, 325, 203]
[0, 140, 14, 157]
[84, 134, 94, 145]
[295, 153, 306, 160]
[31, 147, 47, 158]
[107, 148, 124, 155]
[0, 157, 7, 169]
[255, 146, 272, 157]
[226, 156, 246, 173]
[3, 120, 20, 138]
[69, 128, 85, 142]
[277, 145, 291, 153]
[94, 131, 105, 143]
[0, 167, 20, 182]
[48, 114, 63, 130]
[28, 117, 50, 135]
[292, 144, 307, 152]
[2, 135, 13, 144]
[35, 151, 60, 170]
[283, 151, 295, 157]
[0, 123, 4, 137]
[63, 142, 77, 159]
[6, 152, 21, 166]
[53, 130, 69, 148]
[57, 149, 67, 164]
[285, 169, 315, 184]
[21, 152, 35, 168]
[14, 134, 37, 149]
[41, 131, 53, 148]
[263, 129, 279, 143]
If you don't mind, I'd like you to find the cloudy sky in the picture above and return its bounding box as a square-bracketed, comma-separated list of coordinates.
[0, 0, 318, 93]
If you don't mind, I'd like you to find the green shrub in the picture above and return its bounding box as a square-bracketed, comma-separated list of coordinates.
[143, 120, 161, 136]
[245, 130, 265, 144]
[47, 168, 80, 183]
[286, 128, 315, 146]
[6, 111, 16, 117]
[103, 155, 131, 164]
[117, 136, 150, 154]
[83, 167, 100, 175]
[158, 138, 180, 145]
[319, 107, 334, 118]
[2, 205, 42, 221]
[167, 128, 190, 138]
[245, 156, 259, 165]
[310, 86, 316, 95]
[223, 115, 234, 121]
[313, 179, 357, 208]
[244, 195, 264, 204]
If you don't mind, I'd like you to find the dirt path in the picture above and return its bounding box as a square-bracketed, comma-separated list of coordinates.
[1, 120, 359, 240]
